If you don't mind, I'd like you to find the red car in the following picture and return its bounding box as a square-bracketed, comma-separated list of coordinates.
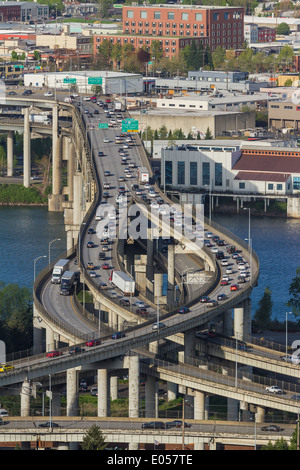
[230, 284, 239, 291]
[46, 350, 63, 358]
[102, 263, 109, 269]
[86, 339, 101, 347]
[221, 279, 228, 286]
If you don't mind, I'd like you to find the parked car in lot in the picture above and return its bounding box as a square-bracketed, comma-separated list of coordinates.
[87, 241, 95, 248]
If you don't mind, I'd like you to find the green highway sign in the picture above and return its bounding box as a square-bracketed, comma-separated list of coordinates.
[98, 123, 109, 129]
[88, 77, 103, 85]
[122, 119, 139, 132]
[64, 78, 76, 84]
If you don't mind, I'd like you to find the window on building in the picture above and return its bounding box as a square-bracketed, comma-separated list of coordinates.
[239, 182, 245, 189]
[202, 162, 210, 186]
[293, 177, 300, 190]
[182, 12, 189, 20]
[268, 183, 274, 190]
[168, 12, 175, 20]
[215, 163, 222, 186]
[127, 10, 133, 18]
[154, 11, 161, 19]
[190, 162, 197, 185]
[213, 13, 219, 21]
[277, 184, 283, 191]
[165, 161, 173, 185]
[195, 13, 202, 21]
[140, 11, 147, 19]
[177, 161, 185, 185]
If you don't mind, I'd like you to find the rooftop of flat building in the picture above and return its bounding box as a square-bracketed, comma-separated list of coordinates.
[123, 3, 242, 9]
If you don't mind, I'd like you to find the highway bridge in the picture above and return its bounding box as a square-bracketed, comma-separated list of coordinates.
[0, 90, 298, 450]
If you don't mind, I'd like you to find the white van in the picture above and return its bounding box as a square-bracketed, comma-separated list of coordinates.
[0, 409, 9, 417]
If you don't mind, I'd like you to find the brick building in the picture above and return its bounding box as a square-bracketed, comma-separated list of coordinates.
[94, 4, 244, 59]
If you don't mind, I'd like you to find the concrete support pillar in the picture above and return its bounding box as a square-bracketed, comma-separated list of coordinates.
[146, 228, 154, 293]
[223, 309, 233, 337]
[7, 130, 13, 177]
[167, 244, 175, 305]
[167, 381, 177, 402]
[227, 398, 239, 421]
[145, 375, 156, 418]
[233, 302, 244, 341]
[128, 355, 140, 418]
[67, 138, 75, 202]
[46, 326, 55, 351]
[66, 368, 79, 416]
[243, 298, 252, 338]
[194, 390, 206, 420]
[49, 104, 63, 211]
[23, 107, 31, 188]
[98, 369, 109, 417]
[110, 375, 118, 401]
[184, 329, 196, 364]
[256, 406, 265, 423]
[52, 387, 62, 416]
[20, 380, 31, 417]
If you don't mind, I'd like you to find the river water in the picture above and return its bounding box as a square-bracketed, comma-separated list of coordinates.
[0, 206, 298, 324]
[0, 206, 66, 290]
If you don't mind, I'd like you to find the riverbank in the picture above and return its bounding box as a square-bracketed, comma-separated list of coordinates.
[0, 183, 48, 205]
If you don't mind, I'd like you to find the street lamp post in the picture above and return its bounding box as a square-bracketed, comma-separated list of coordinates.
[49, 238, 61, 265]
[34, 255, 47, 282]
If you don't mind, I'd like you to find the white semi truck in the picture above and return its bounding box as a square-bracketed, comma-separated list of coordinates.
[109, 270, 135, 296]
[51, 259, 70, 284]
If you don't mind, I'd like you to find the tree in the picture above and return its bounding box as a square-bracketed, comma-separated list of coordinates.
[81, 425, 106, 450]
[0, 282, 33, 352]
[0, 145, 6, 176]
[204, 127, 213, 139]
[253, 287, 273, 329]
[277, 22, 290, 35]
[212, 46, 226, 70]
[287, 267, 300, 317]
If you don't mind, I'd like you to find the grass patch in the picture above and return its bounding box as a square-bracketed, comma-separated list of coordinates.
[0, 184, 47, 204]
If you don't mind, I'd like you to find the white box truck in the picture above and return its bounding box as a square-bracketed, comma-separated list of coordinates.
[138, 167, 149, 184]
[51, 259, 70, 284]
[29, 114, 51, 124]
[110, 270, 135, 296]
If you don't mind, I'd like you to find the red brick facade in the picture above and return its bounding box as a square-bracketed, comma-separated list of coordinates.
[93, 5, 244, 59]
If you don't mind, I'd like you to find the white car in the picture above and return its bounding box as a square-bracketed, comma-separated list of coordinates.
[226, 267, 233, 274]
[221, 260, 228, 266]
[135, 301, 145, 308]
[83, 96, 90, 101]
[44, 91, 53, 97]
[103, 138, 110, 143]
